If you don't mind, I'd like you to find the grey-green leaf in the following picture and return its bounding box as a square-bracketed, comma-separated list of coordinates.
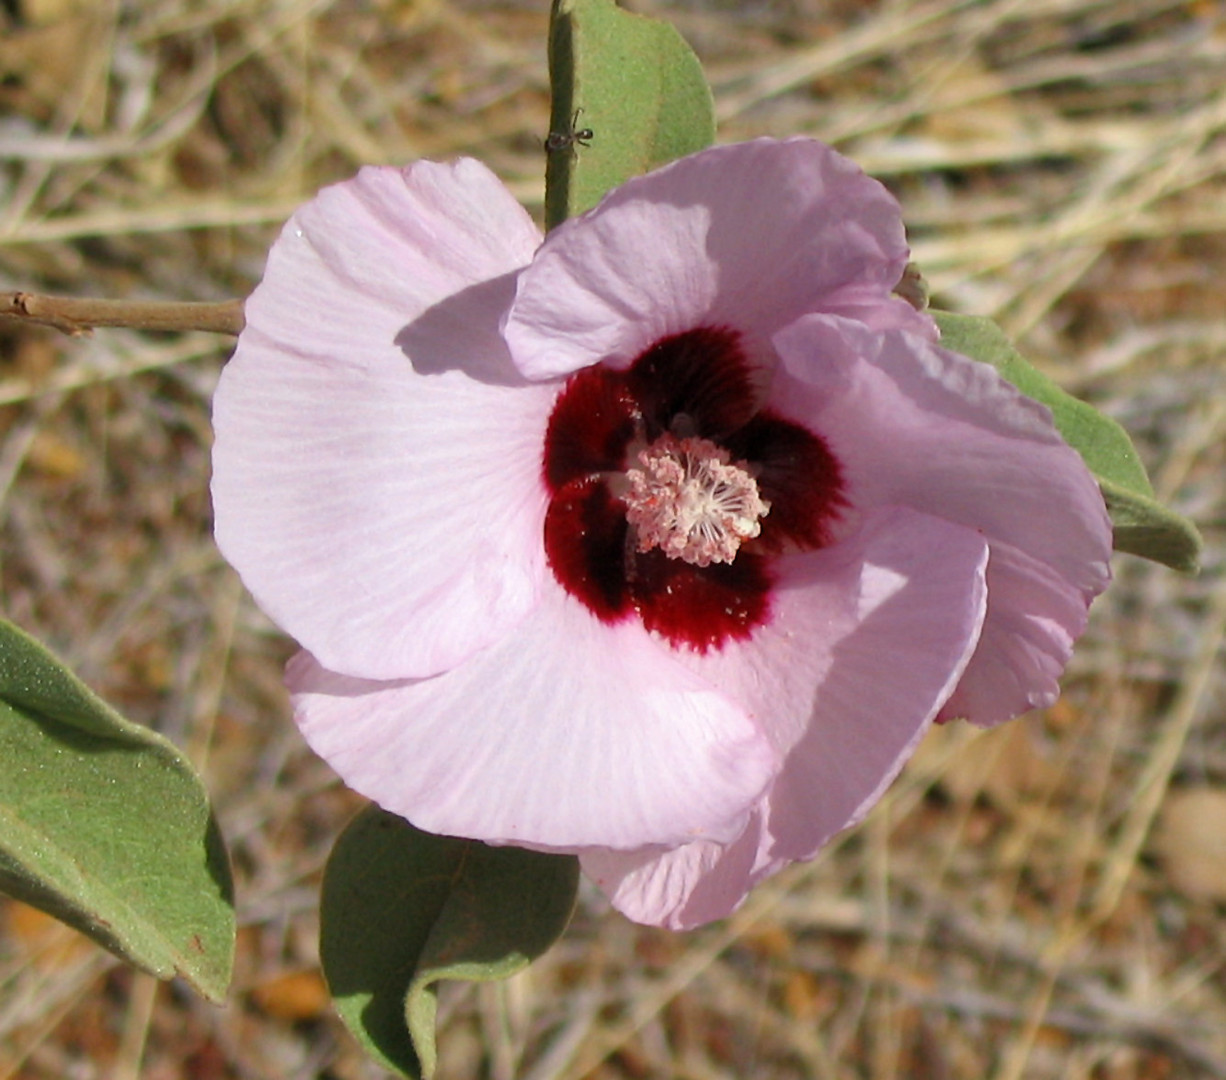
[932, 310, 1201, 573]
[1098, 479, 1204, 571]
[0, 619, 234, 1002]
[321, 805, 580, 1078]
[545, 0, 715, 230]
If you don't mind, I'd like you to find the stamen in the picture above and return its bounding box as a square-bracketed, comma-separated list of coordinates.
[625, 434, 770, 567]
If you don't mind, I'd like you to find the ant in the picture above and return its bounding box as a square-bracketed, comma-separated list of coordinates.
[545, 108, 594, 153]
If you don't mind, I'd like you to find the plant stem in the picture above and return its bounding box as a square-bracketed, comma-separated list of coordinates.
[1, 292, 245, 337]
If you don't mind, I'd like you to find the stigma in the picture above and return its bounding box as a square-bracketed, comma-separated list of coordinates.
[624, 433, 770, 567]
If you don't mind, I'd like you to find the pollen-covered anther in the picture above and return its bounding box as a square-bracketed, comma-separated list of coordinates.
[625, 433, 771, 567]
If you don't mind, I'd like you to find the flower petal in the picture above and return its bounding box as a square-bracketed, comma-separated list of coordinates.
[286, 579, 780, 851]
[624, 327, 758, 439]
[633, 550, 773, 651]
[582, 828, 758, 930]
[542, 364, 639, 492]
[937, 540, 1091, 725]
[585, 507, 990, 927]
[771, 315, 1112, 725]
[543, 475, 634, 622]
[821, 285, 938, 340]
[212, 161, 554, 681]
[723, 409, 847, 552]
[504, 138, 913, 380]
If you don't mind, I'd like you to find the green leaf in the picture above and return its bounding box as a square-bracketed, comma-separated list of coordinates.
[545, 0, 715, 230]
[1098, 479, 1204, 572]
[0, 619, 234, 1002]
[932, 311, 1202, 573]
[321, 805, 580, 1078]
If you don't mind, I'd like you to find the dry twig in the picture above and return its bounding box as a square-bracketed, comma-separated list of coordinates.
[1, 292, 245, 337]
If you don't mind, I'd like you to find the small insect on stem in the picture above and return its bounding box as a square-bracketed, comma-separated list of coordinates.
[545, 108, 594, 153]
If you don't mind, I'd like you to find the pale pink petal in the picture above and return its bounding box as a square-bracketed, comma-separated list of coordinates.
[937, 541, 1090, 725]
[504, 138, 912, 380]
[582, 827, 759, 931]
[585, 507, 990, 928]
[213, 161, 554, 681]
[771, 315, 1111, 724]
[821, 286, 938, 339]
[286, 578, 780, 851]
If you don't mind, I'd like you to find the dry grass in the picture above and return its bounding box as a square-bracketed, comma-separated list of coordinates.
[1, 0, 1224, 1077]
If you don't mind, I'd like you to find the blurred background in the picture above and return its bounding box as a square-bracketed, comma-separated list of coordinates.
[1, 0, 1224, 1077]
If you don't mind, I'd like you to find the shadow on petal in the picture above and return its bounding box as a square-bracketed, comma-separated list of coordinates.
[396, 272, 532, 387]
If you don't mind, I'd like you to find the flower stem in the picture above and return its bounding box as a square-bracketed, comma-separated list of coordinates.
[2, 291, 245, 337]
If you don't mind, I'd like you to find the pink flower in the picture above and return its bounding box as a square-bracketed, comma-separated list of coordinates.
[211, 139, 1111, 928]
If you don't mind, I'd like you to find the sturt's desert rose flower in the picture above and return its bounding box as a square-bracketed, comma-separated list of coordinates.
[211, 138, 1112, 928]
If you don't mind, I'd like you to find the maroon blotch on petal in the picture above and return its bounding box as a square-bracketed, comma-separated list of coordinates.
[631, 550, 773, 652]
[626, 327, 757, 439]
[540, 329, 825, 651]
[544, 476, 634, 621]
[726, 410, 847, 552]
[543, 366, 639, 494]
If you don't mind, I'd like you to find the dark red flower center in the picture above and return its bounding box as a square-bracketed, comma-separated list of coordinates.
[542, 327, 846, 652]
